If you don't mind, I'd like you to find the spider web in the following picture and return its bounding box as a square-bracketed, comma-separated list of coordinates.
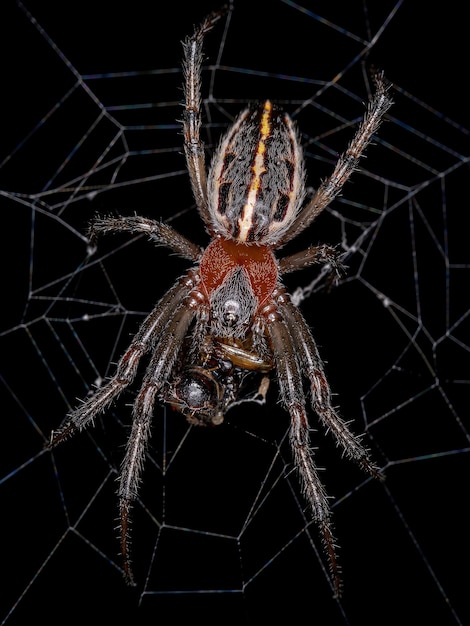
[1, 1, 469, 624]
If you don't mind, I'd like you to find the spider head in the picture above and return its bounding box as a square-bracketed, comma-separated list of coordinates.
[210, 266, 258, 338]
[199, 238, 279, 339]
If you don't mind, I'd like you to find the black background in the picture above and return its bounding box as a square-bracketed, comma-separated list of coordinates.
[1, 1, 468, 625]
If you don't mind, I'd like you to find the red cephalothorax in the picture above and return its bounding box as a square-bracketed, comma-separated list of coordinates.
[48, 6, 392, 597]
[200, 238, 278, 311]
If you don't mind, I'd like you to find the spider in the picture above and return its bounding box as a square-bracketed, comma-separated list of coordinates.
[48, 7, 392, 596]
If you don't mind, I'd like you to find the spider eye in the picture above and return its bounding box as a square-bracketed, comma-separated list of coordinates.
[210, 267, 257, 338]
[223, 299, 241, 326]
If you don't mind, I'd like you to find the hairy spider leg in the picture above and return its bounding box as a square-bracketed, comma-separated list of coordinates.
[48, 280, 193, 448]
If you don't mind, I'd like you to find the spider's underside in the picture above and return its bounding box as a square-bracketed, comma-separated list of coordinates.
[48, 7, 392, 596]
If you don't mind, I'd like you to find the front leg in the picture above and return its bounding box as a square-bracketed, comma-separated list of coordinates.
[48, 279, 193, 448]
[119, 300, 196, 585]
[276, 289, 382, 480]
[264, 306, 342, 597]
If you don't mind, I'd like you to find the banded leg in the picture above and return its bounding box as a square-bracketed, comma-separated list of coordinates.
[279, 244, 343, 276]
[280, 73, 393, 244]
[48, 278, 194, 448]
[276, 289, 381, 479]
[181, 7, 228, 228]
[266, 314, 342, 596]
[118, 302, 196, 584]
[90, 215, 203, 262]
[279, 243, 345, 290]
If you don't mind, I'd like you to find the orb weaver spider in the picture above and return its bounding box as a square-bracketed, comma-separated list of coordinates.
[49, 6, 392, 596]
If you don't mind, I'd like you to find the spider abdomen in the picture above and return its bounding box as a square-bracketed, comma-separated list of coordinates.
[207, 100, 306, 244]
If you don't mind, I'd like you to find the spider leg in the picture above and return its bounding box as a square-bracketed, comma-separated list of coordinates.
[265, 310, 342, 597]
[279, 243, 346, 290]
[118, 302, 196, 584]
[276, 289, 381, 479]
[280, 73, 393, 245]
[182, 7, 228, 230]
[90, 215, 202, 262]
[279, 244, 343, 276]
[48, 277, 195, 448]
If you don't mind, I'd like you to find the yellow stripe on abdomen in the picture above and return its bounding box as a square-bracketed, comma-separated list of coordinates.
[238, 100, 272, 241]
